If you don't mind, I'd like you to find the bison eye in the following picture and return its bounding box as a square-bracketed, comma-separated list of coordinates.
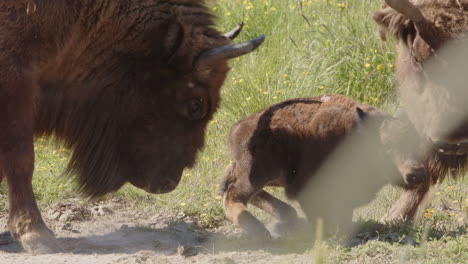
[185, 98, 206, 120]
[190, 99, 202, 114]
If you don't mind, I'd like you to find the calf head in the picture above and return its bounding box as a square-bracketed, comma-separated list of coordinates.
[380, 116, 427, 187]
[355, 107, 426, 188]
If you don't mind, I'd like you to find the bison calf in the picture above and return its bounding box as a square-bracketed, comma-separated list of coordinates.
[221, 95, 426, 239]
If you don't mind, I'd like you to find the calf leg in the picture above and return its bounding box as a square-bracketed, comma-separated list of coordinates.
[380, 184, 430, 223]
[222, 164, 271, 240]
[249, 190, 299, 237]
[250, 190, 298, 223]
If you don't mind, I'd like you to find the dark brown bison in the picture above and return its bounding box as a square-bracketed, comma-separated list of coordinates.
[221, 95, 426, 239]
[373, 0, 468, 222]
[0, 0, 264, 253]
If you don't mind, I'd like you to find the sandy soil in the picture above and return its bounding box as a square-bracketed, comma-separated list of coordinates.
[0, 201, 314, 264]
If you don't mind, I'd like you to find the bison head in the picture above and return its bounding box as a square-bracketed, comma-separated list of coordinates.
[64, 17, 264, 197]
[121, 21, 264, 194]
[373, 0, 468, 144]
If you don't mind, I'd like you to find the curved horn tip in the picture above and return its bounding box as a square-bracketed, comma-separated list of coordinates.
[252, 34, 266, 49]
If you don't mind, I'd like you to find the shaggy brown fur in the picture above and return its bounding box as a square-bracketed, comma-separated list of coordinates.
[221, 95, 426, 239]
[373, 0, 468, 222]
[0, 0, 263, 253]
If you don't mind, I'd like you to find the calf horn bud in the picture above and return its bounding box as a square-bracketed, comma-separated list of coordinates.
[223, 22, 245, 40]
[384, 0, 445, 50]
[196, 34, 265, 70]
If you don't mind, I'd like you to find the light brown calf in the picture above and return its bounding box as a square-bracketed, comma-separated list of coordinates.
[221, 95, 426, 239]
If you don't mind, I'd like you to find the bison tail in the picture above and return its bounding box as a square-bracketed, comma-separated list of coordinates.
[427, 153, 467, 184]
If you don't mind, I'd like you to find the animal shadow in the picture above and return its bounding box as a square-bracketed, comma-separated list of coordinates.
[0, 221, 209, 255]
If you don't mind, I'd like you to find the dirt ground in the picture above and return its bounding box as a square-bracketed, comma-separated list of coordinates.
[0, 201, 315, 264]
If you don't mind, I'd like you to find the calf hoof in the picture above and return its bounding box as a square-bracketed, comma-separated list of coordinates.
[267, 218, 309, 238]
[247, 225, 272, 243]
[242, 224, 272, 246]
[267, 221, 294, 238]
[18, 226, 62, 253]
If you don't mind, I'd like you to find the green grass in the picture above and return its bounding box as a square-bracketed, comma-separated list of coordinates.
[0, 0, 466, 262]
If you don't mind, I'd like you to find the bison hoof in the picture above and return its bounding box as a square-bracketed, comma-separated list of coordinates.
[20, 227, 62, 254]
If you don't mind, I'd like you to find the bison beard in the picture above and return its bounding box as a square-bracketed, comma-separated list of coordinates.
[373, 0, 468, 222]
[0, 0, 264, 253]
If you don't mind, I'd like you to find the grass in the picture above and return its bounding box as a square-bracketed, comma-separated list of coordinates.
[0, 0, 466, 263]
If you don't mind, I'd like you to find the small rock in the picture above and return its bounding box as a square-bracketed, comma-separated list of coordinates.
[210, 257, 236, 264]
[399, 236, 418, 246]
[345, 238, 365, 248]
[59, 210, 74, 222]
[386, 232, 400, 243]
[176, 244, 198, 257]
[48, 210, 62, 220]
[177, 212, 186, 219]
[120, 224, 132, 234]
[60, 222, 73, 231]
[98, 205, 113, 215]
[154, 240, 162, 248]
[356, 232, 370, 240]
[92, 205, 113, 216]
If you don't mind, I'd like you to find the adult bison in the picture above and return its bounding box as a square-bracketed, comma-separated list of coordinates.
[373, 0, 468, 222]
[0, 0, 264, 253]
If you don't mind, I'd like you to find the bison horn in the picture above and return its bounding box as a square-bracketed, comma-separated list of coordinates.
[196, 34, 265, 70]
[384, 0, 445, 50]
[223, 22, 245, 40]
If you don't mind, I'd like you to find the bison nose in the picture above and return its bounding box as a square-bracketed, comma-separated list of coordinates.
[405, 168, 426, 186]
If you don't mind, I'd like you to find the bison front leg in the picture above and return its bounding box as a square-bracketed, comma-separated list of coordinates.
[0, 71, 59, 254]
[380, 184, 430, 223]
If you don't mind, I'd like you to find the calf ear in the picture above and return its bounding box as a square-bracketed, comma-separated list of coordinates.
[356, 107, 367, 121]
